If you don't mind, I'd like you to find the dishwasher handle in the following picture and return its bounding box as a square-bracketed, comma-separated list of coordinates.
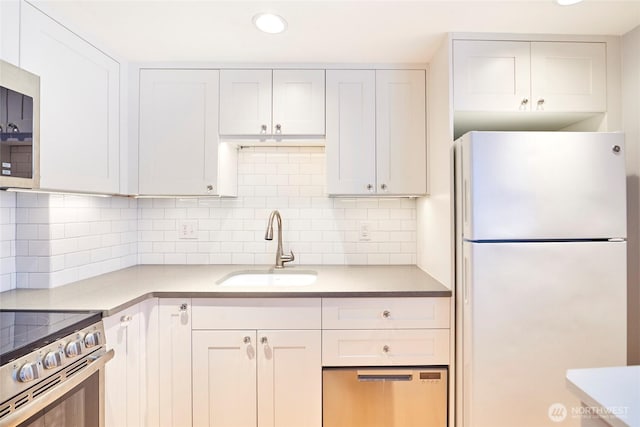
[356, 370, 414, 382]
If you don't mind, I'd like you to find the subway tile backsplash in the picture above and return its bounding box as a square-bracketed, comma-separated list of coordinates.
[14, 192, 138, 289]
[138, 147, 416, 265]
[1, 147, 417, 290]
[0, 191, 17, 292]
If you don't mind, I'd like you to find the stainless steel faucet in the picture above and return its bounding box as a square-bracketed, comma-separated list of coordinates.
[264, 210, 295, 269]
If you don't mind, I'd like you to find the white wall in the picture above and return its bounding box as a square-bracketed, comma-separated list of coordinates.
[622, 25, 640, 364]
[417, 36, 453, 289]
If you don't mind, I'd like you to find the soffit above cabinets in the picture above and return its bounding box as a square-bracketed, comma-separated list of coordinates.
[29, 0, 640, 63]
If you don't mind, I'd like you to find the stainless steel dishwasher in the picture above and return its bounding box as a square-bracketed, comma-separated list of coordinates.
[323, 367, 448, 427]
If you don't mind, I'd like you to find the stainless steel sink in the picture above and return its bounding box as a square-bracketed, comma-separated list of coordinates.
[217, 270, 317, 287]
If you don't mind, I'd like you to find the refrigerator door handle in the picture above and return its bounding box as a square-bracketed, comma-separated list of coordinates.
[463, 179, 469, 227]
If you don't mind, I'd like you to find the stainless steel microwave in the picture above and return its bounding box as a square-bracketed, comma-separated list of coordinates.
[0, 60, 40, 189]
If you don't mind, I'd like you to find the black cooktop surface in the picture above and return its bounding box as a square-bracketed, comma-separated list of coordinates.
[0, 310, 102, 364]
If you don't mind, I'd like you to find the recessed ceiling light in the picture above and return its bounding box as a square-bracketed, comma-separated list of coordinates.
[253, 13, 288, 34]
[555, 0, 584, 5]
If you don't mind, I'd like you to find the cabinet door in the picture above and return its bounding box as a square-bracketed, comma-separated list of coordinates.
[453, 40, 531, 112]
[531, 42, 606, 113]
[272, 69, 325, 136]
[219, 69, 272, 136]
[139, 69, 219, 195]
[325, 70, 376, 195]
[376, 70, 427, 195]
[257, 330, 321, 427]
[0, 0, 19, 65]
[158, 299, 192, 427]
[20, 3, 119, 193]
[104, 306, 141, 427]
[192, 330, 257, 427]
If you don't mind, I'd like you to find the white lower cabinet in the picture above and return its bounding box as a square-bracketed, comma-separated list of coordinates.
[104, 299, 157, 427]
[321, 297, 451, 367]
[111, 296, 450, 427]
[191, 298, 322, 427]
[157, 299, 193, 427]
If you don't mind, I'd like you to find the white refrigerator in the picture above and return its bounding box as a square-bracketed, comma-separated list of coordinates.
[454, 132, 627, 427]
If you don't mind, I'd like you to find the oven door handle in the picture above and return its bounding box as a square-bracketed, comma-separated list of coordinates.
[0, 349, 114, 427]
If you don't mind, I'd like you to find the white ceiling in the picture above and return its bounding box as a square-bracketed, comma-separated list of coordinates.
[32, 0, 640, 63]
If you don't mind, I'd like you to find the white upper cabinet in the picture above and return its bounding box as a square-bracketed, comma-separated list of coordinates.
[219, 69, 325, 137]
[20, 2, 120, 194]
[530, 41, 607, 113]
[325, 70, 376, 194]
[453, 40, 531, 112]
[219, 69, 272, 136]
[139, 69, 237, 196]
[326, 69, 427, 196]
[453, 40, 607, 113]
[376, 70, 427, 195]
[272, 69, 325, 136]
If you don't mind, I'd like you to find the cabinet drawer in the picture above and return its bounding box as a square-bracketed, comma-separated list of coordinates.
[322, 329, 449, 366]
[192, 298, 321, 330]
[322, 297, 449, 329]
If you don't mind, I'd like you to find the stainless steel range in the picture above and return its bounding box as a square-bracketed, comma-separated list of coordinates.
[0, 310, 113, 427]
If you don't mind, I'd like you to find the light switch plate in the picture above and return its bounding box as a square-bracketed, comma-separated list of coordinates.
[178, 220, 198, 239]
[359, 221, 373, 241]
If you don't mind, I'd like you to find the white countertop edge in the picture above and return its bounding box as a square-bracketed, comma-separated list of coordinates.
[566, 366, 640, 427]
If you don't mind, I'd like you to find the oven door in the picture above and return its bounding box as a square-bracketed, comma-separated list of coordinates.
[0, 349, 114, 427]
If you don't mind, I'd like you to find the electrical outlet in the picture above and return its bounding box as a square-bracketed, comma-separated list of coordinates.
[178, 220, 198, 239]
[359, 222, 373, 241]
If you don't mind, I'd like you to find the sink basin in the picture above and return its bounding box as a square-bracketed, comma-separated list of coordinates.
[218, 270, 317, 287]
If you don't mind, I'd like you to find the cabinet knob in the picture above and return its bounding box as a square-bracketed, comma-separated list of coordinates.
[120, 315, 132, 324]
[519, 98, 529, 110]
[380, 183, 388, 192]
[243, 336, 251, 344]
[382, 345, 390, 353]
[206, 184, 214, 193]
[179, 303, 188, 312]
[260, 124, 267, 134]
[537, 99, 545, 110]
[260, 336, 268, 345]
[275, 124, 282, 134]
[366, 184, 374, 192]
[382, 310, 391, 319]
[612, 145, 621, 154]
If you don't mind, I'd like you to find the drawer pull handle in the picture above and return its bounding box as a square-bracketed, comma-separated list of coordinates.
[383, 345, 390, 353]
[382, 310, 391, 319]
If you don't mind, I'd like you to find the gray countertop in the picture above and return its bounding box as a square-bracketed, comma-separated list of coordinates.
[0, 265, 450, 316]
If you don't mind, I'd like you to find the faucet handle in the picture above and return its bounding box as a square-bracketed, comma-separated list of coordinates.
[281, 251, 295, 264]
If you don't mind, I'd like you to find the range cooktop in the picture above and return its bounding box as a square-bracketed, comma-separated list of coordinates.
[0, 310, 102, 365]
